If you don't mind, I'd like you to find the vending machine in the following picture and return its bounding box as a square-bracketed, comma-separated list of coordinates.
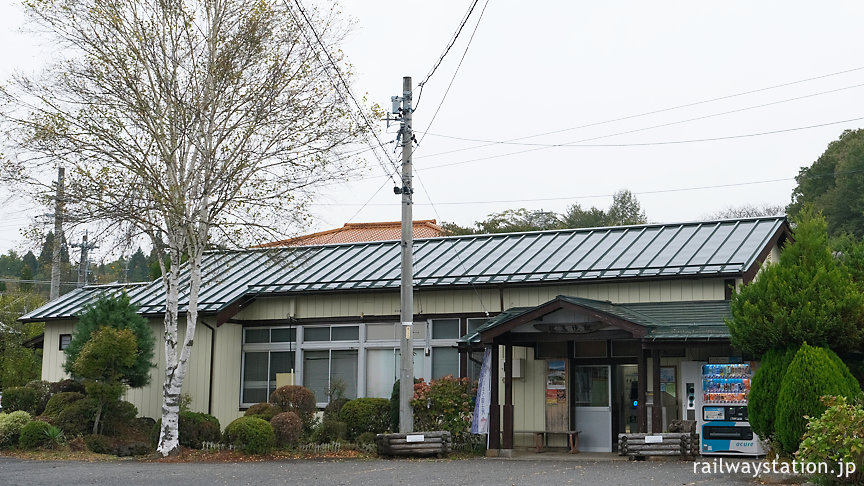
[698, 363, 765, 456]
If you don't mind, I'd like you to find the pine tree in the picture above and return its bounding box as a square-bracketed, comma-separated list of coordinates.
[64, 292, 154, 388]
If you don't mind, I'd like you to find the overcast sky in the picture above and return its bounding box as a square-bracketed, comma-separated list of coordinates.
[2, 1, 864, 260]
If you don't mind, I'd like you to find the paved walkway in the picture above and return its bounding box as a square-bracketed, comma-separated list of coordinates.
[0, 454, 793, 486]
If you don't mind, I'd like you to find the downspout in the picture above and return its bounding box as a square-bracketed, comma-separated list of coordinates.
[200, 320, 216, 415]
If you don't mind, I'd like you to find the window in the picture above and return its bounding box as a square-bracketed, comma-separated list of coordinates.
[241, 327, 296, 406]
[304, 326, 358, 342]
[59, 334, 72, 351]
[432, 319, 459, 339]
[432, 347, 458, 379]
[304, 349, 358, 404]
[241, 350, 296, 405]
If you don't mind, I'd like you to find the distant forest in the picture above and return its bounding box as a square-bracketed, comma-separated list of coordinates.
[0, 231, 161, 297]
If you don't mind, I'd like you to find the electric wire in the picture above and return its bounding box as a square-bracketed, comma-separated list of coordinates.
[412, 170, 490, 317]
[415, 0, 490, 150]
[289, 0, 401, 183]
[313, 166, 864, 208]
[420, 115, 864, 150]
[419, 83, 864, 171]
[415, 0, 481, 111]
[414, 65, 864, 160]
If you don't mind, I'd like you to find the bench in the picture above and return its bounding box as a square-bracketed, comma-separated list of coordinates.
[617, 432, 698, 459]
[516, 430, 581, 453]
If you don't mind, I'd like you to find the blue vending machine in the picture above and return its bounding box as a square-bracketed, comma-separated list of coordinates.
[698, 363, 764, 456]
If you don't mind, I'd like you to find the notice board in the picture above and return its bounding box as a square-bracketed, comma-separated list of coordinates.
[545, 360, 569, 431]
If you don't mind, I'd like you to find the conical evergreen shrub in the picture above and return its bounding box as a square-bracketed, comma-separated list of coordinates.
[774, 343, 861, 453]
[748, 346, 797, 439]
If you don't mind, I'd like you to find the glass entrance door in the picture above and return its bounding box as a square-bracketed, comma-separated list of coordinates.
[572, 365, 612, 452]
[616, 364, 639, 435]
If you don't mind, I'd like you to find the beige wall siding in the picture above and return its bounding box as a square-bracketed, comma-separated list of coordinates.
[234, 289, 500, 320]
[503, 278, 726, 308]
[505, 346, 550, 448]
[41, 320, 76, 382]
[41, 318, 215, 425]
[235, 279, 727, 322]
[210, 323, 243, 428]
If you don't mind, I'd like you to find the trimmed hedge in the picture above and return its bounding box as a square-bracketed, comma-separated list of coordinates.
[748, 347, 797, 439]
[43, 392, 85, 418]
[311, 418, 347, 444]
[244, 402, 279, 422]
[271, 411, 302, 446]
[775, 343, 861, 453]
[339, 398, 390, 440]
[178, 411, 220, 449]
[269, 386, 315, 430]
[55, 398, 97, 437]
[223, 416, 275, 455]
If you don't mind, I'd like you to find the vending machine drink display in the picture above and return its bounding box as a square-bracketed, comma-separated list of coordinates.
[698, 363, 764, 455]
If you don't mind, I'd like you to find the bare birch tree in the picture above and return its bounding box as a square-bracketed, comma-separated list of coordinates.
[2, 0, 369, 455]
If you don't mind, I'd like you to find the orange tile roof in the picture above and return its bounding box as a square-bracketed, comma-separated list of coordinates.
[254, 220, 445, 247]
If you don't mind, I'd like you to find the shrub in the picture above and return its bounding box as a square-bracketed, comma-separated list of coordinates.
[24, 381, 51, 416]
[101, 401, 139, 436]
[55, 398, 97, 437]
[355, 431, 377, 445]
[0, 411, 31, 448]
[775, 344, 861, 453]
[244, 402, 279, 422]
[749, 347, 797, 439]
[412, 375, 475, 438]
[270, 411, 302, 447]
[269, 386, 316, 430]
[311, 418, 347, 444]
[797, 396, 864, 485]
[223, 416, 275, 455]
[18, 421, 63, 450]
[339, 398, 390, 440]
[177, 411, 220, 449]
[50, 378, 86, 395]
[84, 434, 112, 454]
[2, 386, 38, 414]
[43, 392, 85, 418]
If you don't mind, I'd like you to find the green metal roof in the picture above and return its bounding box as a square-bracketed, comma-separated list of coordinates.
[460, 296, 733, 343]
[21, 216, 785, 322]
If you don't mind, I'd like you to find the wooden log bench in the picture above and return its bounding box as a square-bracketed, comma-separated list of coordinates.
[516, 430, 581, 453]
[376, 431, 452, 458]
[617, 432, 698, 460]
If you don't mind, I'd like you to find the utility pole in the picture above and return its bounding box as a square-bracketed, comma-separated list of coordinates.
[50, 167, 64, 300]
[394, 76, 414, 433]
[72, 232, 97, 287]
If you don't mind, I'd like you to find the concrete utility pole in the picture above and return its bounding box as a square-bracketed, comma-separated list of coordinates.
[50, 167, 64, 300]
[72, 232, 97, 287]
[396, 76, 414, 433]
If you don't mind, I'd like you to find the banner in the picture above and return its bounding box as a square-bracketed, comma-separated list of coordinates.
[471, 348, 492, 435]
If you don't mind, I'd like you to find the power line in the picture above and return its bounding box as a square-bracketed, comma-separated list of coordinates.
[418, 115, 864, 150]
[288, 0, 401, 183]
[415, 0, 481, 111]
[417, 84, 864, 171]
[415, 0, 490, 150]
[414, 65, 864, 160]
[313, 170, 864, 208]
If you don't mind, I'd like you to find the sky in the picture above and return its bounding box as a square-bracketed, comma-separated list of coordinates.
[2, 1, 864, 261]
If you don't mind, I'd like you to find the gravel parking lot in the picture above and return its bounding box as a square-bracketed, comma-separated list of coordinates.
[0, 456, 767, 486]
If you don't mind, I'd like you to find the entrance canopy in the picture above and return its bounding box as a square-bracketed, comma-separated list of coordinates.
[459, 295, 732, 348]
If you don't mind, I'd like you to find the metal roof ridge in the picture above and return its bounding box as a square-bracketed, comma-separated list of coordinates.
[202, 216, 789, 254]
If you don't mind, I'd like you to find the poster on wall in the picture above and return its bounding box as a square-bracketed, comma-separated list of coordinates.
[547, 360, 566, 390]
